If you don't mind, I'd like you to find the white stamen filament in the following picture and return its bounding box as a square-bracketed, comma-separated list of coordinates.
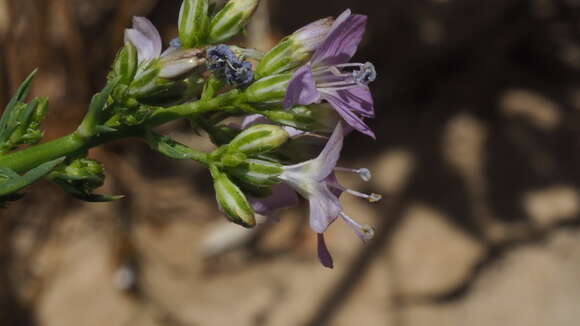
[335, 167, 372, 182]
[340, 212, 375, 242]
[345, 189, 382, 203]
[311, 63, 376, 89]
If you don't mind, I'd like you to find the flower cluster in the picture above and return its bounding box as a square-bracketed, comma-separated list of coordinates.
[0, 0, 380, 268]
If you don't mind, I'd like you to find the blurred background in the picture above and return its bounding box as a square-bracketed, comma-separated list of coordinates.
[2, 0, 580, 325]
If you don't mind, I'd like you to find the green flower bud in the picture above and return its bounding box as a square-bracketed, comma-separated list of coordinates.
[128, 56, 205, 104]
[245, 73, 291, 103]
[221, 152, 247, 167]
[263, 103, 339, 134]
[0, 71, 49, 153]
[1, 98, 48, 152]
[225, 158, 282, 187]
[128, 61, 162, 98]
[256, 17, 334, 78]
[228, 124, 289, 155]
[179, 0, 209, 48]
[49, 157, 123, 202]
[112, 43, 138, 84]
[208, 0, 260, 44]
[213, 170, 256, 227]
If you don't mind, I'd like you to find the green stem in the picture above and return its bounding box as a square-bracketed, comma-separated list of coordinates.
[0, 89, 245, 174]
[0, 133, 86, 173]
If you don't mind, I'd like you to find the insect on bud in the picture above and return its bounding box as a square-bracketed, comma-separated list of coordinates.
[208, 0, 261, 44]
[178, 0, 210, 48]
[228, 124, 289, 156]
[213, 170, 256, 227]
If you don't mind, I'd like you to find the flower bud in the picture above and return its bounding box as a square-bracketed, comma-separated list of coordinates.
[128, 62, 162, 98]
[263, 103, 339, 134]
[158, 48, 206, 79]
[225, 158, 283, 187]
[4, 98, 48, 148]
[256, 17, 334, 78]
[213, 171, 256, 227]
[221, 152, 247, 167]
[128, 50, 205, 101]
[112, 43, 138, 84]
[178, 0, 209, 48]
[208, 0, 260, 44]
[228, 124, 289, 156]
[52, 158, 105, 191]
[244, 73, 291, 103]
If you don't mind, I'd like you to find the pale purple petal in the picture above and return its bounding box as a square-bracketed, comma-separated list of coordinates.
[317, 233, 334, 268]
[323, 92, 375, 138]
[125, 17, 162, 63]
[241, 114, 269, 129]
[292, 17, 335, 52]
[250, 184, 299, 216]
[308, 186, 341, 233]
[284, 65, 321, 109]
[314, 123, 344, 180]
[312, 10, 367, 66]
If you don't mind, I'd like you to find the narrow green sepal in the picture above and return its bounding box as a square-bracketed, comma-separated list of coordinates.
[77, 78, 119, 138]
[0, 157, 65, 199]
[52, 178, 124, 202]
[0, 70, 50, 153]
[112, 43, 138, 84]
[179, 0, 210, 48]
[145, 131, 199, 161]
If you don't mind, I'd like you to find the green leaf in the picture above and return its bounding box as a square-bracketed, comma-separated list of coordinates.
[0, 70, 48, 153]
[77, 78, 119, 138]
[0, 157, 65, 197]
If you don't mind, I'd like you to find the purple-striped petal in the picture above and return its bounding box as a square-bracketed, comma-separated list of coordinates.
[312, 10, 367, 66]
[283, 65, 321, 109]
[250, 183, 299, 216]
[125, 17, 162, 63]
[315, 123, 344, 180]
[317, 233, 334, 268]
[336, 86, 375, 117]
[323, 92, 375, 138]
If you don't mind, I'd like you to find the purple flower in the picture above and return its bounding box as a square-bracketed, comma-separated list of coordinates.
[124, 17, 162, 63]
[278, 123, 379, 267]
[124, 17, 204, 79]
[283, 10, 377, 138]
